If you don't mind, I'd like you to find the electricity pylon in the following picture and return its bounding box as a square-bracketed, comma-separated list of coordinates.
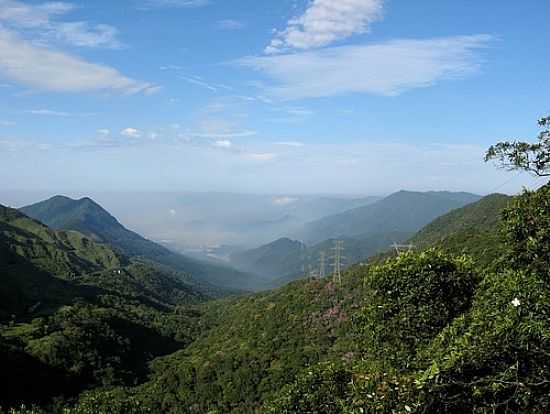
[331, 241, 345, 286]
[300, 242, 307, 277]
[319, 251, 326, 279]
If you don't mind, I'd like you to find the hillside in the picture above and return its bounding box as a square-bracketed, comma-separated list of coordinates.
[409, 193, 512, 266]
[298, 190, 481, 244]
[2, 185, 550, 413]
[21, 196, 261, 291]
[230, 238, 306, 280]
[55, 184, 550, 413]
[0, 204, 205, 317]
[0, 205, 209, 409]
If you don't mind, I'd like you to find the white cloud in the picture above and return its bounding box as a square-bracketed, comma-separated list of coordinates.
[273, 196, 298, 206]
[217, 19, 245, 30]
[0, 28, 157, 93]
[214, 139, 232, 148]
[0, 0, 121, 49]
[169, 209, 177, 216]
[26, 109, 70, 116]
[193, 130, 257, 139]
[286, 107, 314, 117]
[246, 153, 277, 162]
[275, 141, 305, 147]
[241, 35, 493, 99]
[121, 128, 142, 138]
[97, 129, 110, 136]
[54, 22, 121, 49]
[266, 0, 383, 54]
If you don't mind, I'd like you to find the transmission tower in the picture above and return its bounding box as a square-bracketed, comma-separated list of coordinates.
[300, 242, 307, 276]
[392, 242, 415, 255]
[319, 251, 326, 279]
[331, 240, 345, 286]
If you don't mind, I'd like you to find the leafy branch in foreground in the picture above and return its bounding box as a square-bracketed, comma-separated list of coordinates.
[485, 116, 550, 177]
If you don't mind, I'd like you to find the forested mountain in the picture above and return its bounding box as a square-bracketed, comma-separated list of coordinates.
[409, 193, 512, 266]
[21, 196, 261, 291]
[3, 183, 549, 413]
[298, 190, 481, 244]
[0, 204, 205, 316]
[0, 204, 211, 410]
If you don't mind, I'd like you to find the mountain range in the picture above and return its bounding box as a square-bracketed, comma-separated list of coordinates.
[2, 184, 544, 413]
[231, 190, 482, 283]
[296, 190, 481, 244]
[20, 196, 261, 291]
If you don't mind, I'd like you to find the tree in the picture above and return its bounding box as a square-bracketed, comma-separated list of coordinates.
[485, 116, 550, 177]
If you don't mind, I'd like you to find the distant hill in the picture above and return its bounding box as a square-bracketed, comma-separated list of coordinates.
[409, 193, 512, 266]
[21, 196, 261, 291]
[297, 191, 482, 244]
[230, 238, 306, 280]
[232, 231, 412, 287]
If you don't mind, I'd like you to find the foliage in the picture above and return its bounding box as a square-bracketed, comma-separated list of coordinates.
[356, 249, 478, 370]
[410, 194, 511, 268]
[485, 116, 550, 177]
[500, 184, 550, 273]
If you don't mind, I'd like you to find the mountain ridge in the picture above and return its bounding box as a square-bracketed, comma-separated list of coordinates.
[20, 196, 262, 291]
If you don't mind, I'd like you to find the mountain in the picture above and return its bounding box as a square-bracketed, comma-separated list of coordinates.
[230, 238, 306, 280]
[0, 204, 204, 319]
[231, 232, 411, 286]
[20, 196, 261, 291]
[0, 204, 211, 408]
[409, 193, 512, 266]
[297, 190, 482, 244]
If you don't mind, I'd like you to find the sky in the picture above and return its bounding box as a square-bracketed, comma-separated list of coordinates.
[0, 0, 549, 196]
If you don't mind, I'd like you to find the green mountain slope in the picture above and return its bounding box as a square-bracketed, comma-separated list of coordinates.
[66, 186, 548, 414]
[298, 190, 481, 244]
[0, 204, 205, 317]
[409, 193, 512, 266]
[0, 205, 209, 409]
[21, 196, 260, 291]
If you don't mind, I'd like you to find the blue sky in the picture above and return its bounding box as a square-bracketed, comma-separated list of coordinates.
[0, 0, 549, 195]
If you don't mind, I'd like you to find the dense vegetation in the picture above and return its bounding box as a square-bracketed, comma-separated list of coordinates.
[0, 205, 210, 411]
[2, 178, 549, 413]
